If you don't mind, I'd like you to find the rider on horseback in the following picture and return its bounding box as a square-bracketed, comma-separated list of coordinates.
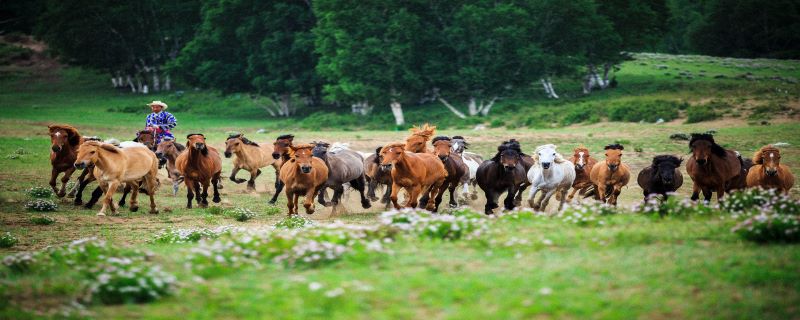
[143, 100, 177, 144]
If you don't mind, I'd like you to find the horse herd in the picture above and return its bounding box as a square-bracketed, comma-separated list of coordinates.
[47, 124, 795, 217]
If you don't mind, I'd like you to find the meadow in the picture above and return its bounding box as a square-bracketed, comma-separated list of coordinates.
[1, 53, 799, 319]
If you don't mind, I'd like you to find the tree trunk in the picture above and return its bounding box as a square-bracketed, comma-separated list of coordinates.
[541, 78, 559, 99]
[467, 97, 478, 116]
[164, 74, 171, 91]
[351, 101, 373, 115]
[437, 97, 467, 119]
[152, 73, 160, 92]
[126, 75, 136, 93]
[278, 92, 291, 117]
[142, 84, 149, 94]
[390, 100, 404, 126]
[479, 97, 498, 116]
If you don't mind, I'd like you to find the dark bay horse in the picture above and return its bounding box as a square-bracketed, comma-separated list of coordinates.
[421, 136, 467, 209]
[686, 134, 746, 202]
[156, 137, 186, 195]
[268, 134, 295, 204]
[48, 125, 81, 197]
[312, 142, 371, 215]
[476, 140, 528, 214]
[637, 155, 683, 200]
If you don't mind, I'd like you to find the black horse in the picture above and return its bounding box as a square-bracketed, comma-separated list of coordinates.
[476, 140, 528, 214]
[637, 155, 683, 200]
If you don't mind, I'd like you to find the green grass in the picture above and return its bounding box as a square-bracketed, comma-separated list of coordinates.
[1, 53, 799, 318]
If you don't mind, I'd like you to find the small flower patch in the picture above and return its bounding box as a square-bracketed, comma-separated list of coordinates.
[150, 226, 240, 244]
[275, 215, 314, 229]
[30, 215, 56, 225]
[27, 186, 54, 198]
[634, 194, 717, 217]
[25, 199, 58, 212]
[0, 232, 18, 248]
[88, 257, 177, 304]
[227, 207, 257, 222]
[732, 212, 800, 243]
[379, 209, 488, 240]
[721, 188, 800, 216]
[2, 252, 36, 273]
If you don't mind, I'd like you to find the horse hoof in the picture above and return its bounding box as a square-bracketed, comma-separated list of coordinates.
[149, 209, 159, 214]
[57, 192, 66, 198]
[213, 197, 221, 203]
[449, 203, 457, 208]
[74, 200, 83, 206]
[268, 200, 277, 205]
[96, 212, 105, 217]
[368, 196, 379, 202]
[130, 206, 139, 212]
[361, 201, 372, 209]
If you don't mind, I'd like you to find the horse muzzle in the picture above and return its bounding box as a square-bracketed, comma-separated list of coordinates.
[438, 155, 448, 163]
[766, 169, 778, 176]
[696, 159, 707, 165]
[224, 151, 232, 158]
[74, 161, 88, 169]
[272, 153, 281, 160]
[194, 143, 206, 150]
[503, 165, 515, 172]
[381, 164, 393, 171]
[300, 166, 312, 174]
[541, 162, 551, 170]
[607, 164, 618, 172]
[51, 145, 62, 153]
[575, 164, 584, 170]
[158, 156, 167, 167]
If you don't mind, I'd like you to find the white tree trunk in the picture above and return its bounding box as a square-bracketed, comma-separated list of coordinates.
[437, 97, 467, 119]
[152, 73, 160, 92]
[164, 75, 171, 91]
[390, 100, 404, 126]
[479, 97, 498, 116]
[111, 77, 118, 88]
[541, 78, 559, 99]
[142, 84, 149, 94]
[278, 92, 291, 117]
[467, 97, 479, 116]
[117, 76, 124, 88]
[126, 75, 136, 93]
[351, 101, 373, 115]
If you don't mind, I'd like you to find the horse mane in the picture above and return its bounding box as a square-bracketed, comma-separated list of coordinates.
[604, 143, 624, 151]
[84, 136, 102, 142]
[451, 135, 469, 148]
[373, 146, 383, 163]
[492, 140, 521, 162]
[137, 130, 153, 136]
[174, 142, 186, 152]
[289, 143, 315, 157]
[689, 133, 726, 158]
[381, 142, 406, 153]
[652, 155, 682, 167]
[409, 123, 436, 139]
[574, 146, 589, 154]
[277, 134, 295, 141]
[228, 133, 259, 147]
[534, 144, 566, 163]
[752, 145, 779, 164]
[83, 140, 121, 154]
[49, 124, 81, 147]
[431, 136, 451, 144]
[187, 133, 205, 139]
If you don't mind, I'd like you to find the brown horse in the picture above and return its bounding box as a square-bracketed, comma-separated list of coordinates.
[225, 133, 280, 192]
[365, 146, 393, 209]
[176, 134, 222, 208]
[637, 155, 683, 200]
[74, 141, 159, 216]
[588, 144, 630, 206]
[380, 142, 448, 211]
[686, 134, 744, 202]
[278, 143, 329, 215]
[48, 125, 82, 197]
[404, 123, 436, 153]
[566, 146, 598, 202]
[135, 129, 157, 152]
[269, 134, 295, 204]
[422, 136, 467, 209]
[746, 145, 795, 193]
[155, 138, 186, 196]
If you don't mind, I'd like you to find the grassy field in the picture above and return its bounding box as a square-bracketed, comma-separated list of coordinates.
[1, 53, 799, 319]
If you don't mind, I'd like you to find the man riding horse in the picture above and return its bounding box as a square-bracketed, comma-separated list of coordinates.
[140, 100, 177, 144]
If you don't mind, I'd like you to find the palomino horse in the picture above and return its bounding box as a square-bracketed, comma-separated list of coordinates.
[476, 140, 528, 214]
[451, 136, 483, 202]
[155, 137, 186, 195]
[588, 144, 630, 206]
[380, 142, 448, 211]
[746, 145, 795, 193]
[526, 144, 576, 212]
[74, 141, 159, 216]
[269, 134, 295, 204]
[312, 142, 371, 215]
[566, 146, 597, 202]
[637, 155, 683, 200]
[404, 123, 436, 153]
[176, 134, 222, 208]
[686, 134, 745, 202]
[48, 125, 82, 197]
[279, 143, 329, 215]
[422, 136, 467, 209]
[365, 146, 393, 209]
[225, 133, 280, 192]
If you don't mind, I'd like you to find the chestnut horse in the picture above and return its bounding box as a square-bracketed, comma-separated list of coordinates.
[269, 134, 295, 204]
[279, 144, 329, 215]
[746, 145, 795, 193]
[365, 146, 393, 209]
[686, 134, 745, 202]
[421, 136, 467, 209]
[637, 155, 683, 200]
[48, 125, 82, 197]
[74, 141, 159, 216]
[404, 123, 436, 153]
[476, 140, 528, 214]
[566, 146, 597, 202]
[176, 134, 222, 208]
[380, 142, 448, 211]
[588, 144, 630, 206]
[155, 137, 186, 195]
[225, 133, 279, 192]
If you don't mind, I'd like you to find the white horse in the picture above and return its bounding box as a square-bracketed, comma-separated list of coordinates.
[526, 144, 576, 213]
[451, 136, 483, 202]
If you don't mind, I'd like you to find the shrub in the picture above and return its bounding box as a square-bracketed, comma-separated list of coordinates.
[607, 100, 680, 122]
[560, 104, 603, 126]
[275, 215, 314, 229]
[721, 188, 800, 216]
[227, 207, 257, 222]
[25, 199, 58, 212]
[686, 105, 719, 123]
[88, 257, 177, 304]
[379, 209, 487, 241]
[30, 216, 56, 225]
[0, 232, 18, 248]
[26, 186, 53, 198]
[634, 194, 718, 217]
[1, 252, 37, 273]
[732, 213, 800, 243]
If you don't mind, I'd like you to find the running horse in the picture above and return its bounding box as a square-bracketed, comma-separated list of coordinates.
[686, 134, 746, 202]
[279, 143, 329, 215]
[48, 124, 82, 198]
[404, 123, 437, 153]
[476, 140, 528, 214]
[566, 146, 597, 202]
[312, 142, 371, 215]
[269, 134, 295, 204]
[422, 136, 467, 209]
[380, 142, 448, 211]
[155, 137, 186, 195]
[176, 134, 222, 208]
[746, 145, 794, 193]
[224, 133, 280, 192]
[588, 144, 631, 206]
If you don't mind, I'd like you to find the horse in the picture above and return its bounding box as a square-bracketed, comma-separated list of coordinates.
[476, 140, 528, 214]
[526, 144, 576, 212]
[48, 125, 82, 198]
[588, 144, 630, 206]
[421, 136, 467, 209]
[686, 134, 745, 202]
[637, 155, 684, 200]
[312, 141, 371, 215]
[279, 143, 329, 215]
[71, 136, 102, 205]
[175, 134, 222, 208]
[566, 146, 597, 202]
[134, 129, 157, 152]
[155, 137, 186, 196]
[364, 146, 393, 209]
[224, 133, 280, 192]
[451, 136, 483, 202]
[502, 139, 533, 206]
[269, 134, 295, 204]
[746, 145, 795, 193]
[74, 141, 159, 216]
[404, 123, 436, 153]
[380, 142, 448, 211]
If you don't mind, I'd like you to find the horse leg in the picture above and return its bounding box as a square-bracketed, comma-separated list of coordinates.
[609, 184, 623, 206]
[200, 180, 210, 208]
[185, 179, 195, 209]
[504, 186, 519, 211]
[514, 183, 529, 207]
[128, 182, 140, 212]
[285, 190, 295, 215]
[317, 186, 331, 207]
[305, 187, 319, 214]
[418, 184, 432, 209]
[690, 184, 700, 201]
[212, 175, 221, 204]
[68, 169, 88, 198]
[103, 181, 120, 216]
[57, 167, 75, 198]
[390, 183, 402, 210]
[49, 168, 60, 197]
[527, 186, 540, 210]
[246, 169, 259, 192]
[367, 177, 379, 201]
[432, 182, 447, 212]
[74, 171, 95, 206]
[382, 184, 392, 209]
[484, 190, 500, 215]
[448, 181, 458, 208]
[540, 189, 557, 213]
[229, 165, 246, 184]
[407, 185, 422, 209]
[567, 186, 580, 202]
[117, 184, 132, 207]
[470, 181, 479, 200]
[716, 185, 726, 202]
[269, 172, 283, 204]
[351, 176, 371, 209]
[596, 184, 608, 203]
[557, 187, 569, 212]
[144, 175, 159, 214]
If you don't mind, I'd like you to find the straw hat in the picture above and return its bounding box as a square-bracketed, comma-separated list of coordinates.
[147, 100, 168, 109]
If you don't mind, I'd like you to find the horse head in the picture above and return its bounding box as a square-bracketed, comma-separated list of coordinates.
[572, 147, 590, 170]
[689, 133, 726, 165]
[48, 124, 80, 153]
[534, 144, 561, 170]
[224, 134, 243, 158]
[406, 123, 436, 153]
[604, 144, 624, 172]
[136, 129, 156, 151]
[380, 143, 407, 171]
[187, 133, 208, 156]
[432, 136, 452, 163]
[451, 135, 468, 154]
[156, 137, 180, 163]
[312, 141, 331, 160]
[651, 155, 682, 185]
[754, 145, 781, 176]
[290, 143, 315, 174]
[273, 134, 294, 160]
[74, 141, 118, 169]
